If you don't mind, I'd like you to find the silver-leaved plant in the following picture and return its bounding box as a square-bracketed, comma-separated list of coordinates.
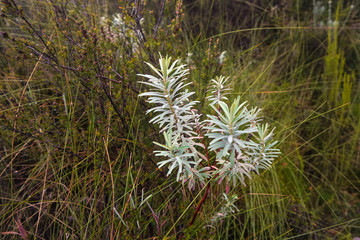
[138, 55, 280, 191]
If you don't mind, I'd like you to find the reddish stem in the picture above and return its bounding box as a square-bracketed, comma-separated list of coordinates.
[186, 114, 213, 228]
[194, 119, 211, 167]
[188, 183, 210, 227]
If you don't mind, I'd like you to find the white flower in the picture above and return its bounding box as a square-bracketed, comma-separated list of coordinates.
[219, 51, 227, 64]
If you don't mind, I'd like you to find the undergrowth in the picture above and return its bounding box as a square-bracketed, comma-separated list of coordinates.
[0, 0, 359, 239]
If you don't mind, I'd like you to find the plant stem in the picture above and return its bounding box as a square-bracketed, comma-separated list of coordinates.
[185, 117, 213, 228]
[188, 183, 210, 227]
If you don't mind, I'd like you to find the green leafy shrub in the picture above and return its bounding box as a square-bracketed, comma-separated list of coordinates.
[139, 54, 281, 227]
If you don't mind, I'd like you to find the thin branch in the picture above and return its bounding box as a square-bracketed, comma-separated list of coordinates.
[9, 0, 58, 63]
[188, 183, 210, 227]
[154, 0, 166, 38]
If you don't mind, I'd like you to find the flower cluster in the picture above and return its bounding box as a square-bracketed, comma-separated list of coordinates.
[99, 13, 142, 52]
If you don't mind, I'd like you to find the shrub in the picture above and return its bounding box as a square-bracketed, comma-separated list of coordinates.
[138, 54, 281, 227]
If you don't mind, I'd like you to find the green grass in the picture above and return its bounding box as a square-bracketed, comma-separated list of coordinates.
[0, 0, 359, 239]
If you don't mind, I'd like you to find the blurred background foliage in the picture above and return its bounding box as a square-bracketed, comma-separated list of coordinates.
[0, 0, 359, 239]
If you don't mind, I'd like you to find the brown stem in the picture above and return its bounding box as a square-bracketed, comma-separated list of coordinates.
[154, 0, 166, 38]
